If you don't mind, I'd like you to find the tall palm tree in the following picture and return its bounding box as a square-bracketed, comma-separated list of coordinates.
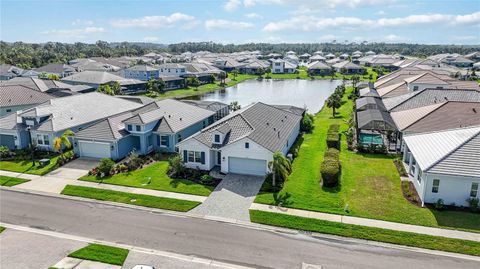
[326, 93, 342, 117]
[53, 130, 74, 159]
[268, 151, 291, 186]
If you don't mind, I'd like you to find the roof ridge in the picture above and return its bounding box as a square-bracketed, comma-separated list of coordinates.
[426, 128, 480, 172]
[401, 102, 448, 130]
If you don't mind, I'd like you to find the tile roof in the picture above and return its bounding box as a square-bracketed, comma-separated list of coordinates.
[376, 82, 408, 98]
[403, 126, 480, 176]
[0, 85, 55, 107]
[75, 112, 134, 141]
[61, 71, 136, 85]
[185, 102, 302, 152]
[404, 73, 449, 85]
[390, 102, 445, 131]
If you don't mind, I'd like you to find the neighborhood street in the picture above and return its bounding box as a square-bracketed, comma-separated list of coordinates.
[1, 189, 478, 269]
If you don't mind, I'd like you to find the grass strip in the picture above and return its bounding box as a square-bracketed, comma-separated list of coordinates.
[68, 243, 129, 266]
[250, 210, 480, 256]
[0, 175, 30, 187]
[61, 185, 200, 212]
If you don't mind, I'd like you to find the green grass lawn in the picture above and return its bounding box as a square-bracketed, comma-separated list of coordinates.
[255, 86, 480, 233]
[61, 185, 201, 212]
[78, 161, 213, 196]
[0, 152, 66, 175]
[250, 210, 480, 257]
[68, 244, 129, 266]
[0, 175, 30, 187]
[0, 226, 5, 233]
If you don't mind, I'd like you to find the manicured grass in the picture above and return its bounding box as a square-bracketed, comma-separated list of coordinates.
[61, 185, 200, 212]
[0, 175, 30, 186]
[0, 152, 67, 175]
[255, 86, 480, 232]
[68, 243, 129, 266]
[250, 210, 480, 257]
[0, 226, 5, 233]
[79, 161, 213, 196]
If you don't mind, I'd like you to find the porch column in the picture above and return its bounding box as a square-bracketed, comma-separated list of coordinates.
[403, 146, 408, 162]
[408, 154, 413, 175]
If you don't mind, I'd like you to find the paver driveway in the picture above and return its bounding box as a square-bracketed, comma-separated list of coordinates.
[190, 173, 265, 221]
[46, 157, 99, 179]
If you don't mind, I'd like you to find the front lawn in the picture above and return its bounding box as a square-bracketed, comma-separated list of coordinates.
[0, 152, 65, 175]
[0, 175, 30, 187]
[250, 210, 480, 257]
[255, 86, 480, 232]
[61, 185, 200, 212]
[68, 244, 129, 266]
[78, 161, 213, 196]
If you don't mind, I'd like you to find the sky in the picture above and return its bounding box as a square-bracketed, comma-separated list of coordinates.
[1, 0, 479, 45]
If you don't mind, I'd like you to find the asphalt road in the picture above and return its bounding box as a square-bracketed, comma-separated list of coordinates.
[1, 189, 478, 269]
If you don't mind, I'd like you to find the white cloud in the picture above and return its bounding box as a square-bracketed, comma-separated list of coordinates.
[318, 34, 336, 41]
[40, 27, 105, 40]
[263, 12, 480, 32]
[143, 36, 159, 42]
[452, 35, 478, 41]
[375, 10, 386, 16]
[111, 13, 195, 28]
[224, 0, 241, 11]
[205, 19, 254, 30]
[71, 19, 94, 26]
[245, 13, 263, 19]
[384, 34, 403, 42]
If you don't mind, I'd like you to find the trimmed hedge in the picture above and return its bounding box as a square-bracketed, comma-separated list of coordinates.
[322, 124, 341, 187]
[326, 124, 340, 149]
[324, 148, 339, 159]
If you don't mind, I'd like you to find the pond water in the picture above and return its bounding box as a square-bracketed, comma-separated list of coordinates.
[187, 79, 343, 114]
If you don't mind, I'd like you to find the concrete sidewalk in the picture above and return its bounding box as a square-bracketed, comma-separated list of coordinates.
[0, 169, 206, 203]
[250, 203, 480, 242]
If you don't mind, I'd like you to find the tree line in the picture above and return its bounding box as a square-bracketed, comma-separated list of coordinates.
[1, 40, 479, 69]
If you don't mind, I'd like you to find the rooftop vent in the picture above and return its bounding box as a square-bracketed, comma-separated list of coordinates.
[266, 122, 269, 126]
[473, 108, 477, 113]
[180, 118, 182, 121]
[273, 127, 276, 131]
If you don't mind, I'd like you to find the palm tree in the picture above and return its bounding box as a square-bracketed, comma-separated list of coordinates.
[326, 93, 342, 117]
[53, 130, 74, 159]
[268, 151, 291, 187]
[231, 70, 239, 80]
[218, 71, 227, 85]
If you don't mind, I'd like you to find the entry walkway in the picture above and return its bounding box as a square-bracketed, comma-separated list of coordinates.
[250, 203, 480, 242]
[191, 174, 265, 221]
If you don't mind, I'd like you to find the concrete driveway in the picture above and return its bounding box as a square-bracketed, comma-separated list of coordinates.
[46, 157, 99, 180]
[190, 173, 265, 221]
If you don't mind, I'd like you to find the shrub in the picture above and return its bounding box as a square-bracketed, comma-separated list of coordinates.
[434, 199, 445, 211]
[98, 158, 115, 177]
[0, 146, 10, 158]
[326, 133, 340, 149]
[200, 174, 215, 185]
[125, 150, 144, 171]
[324, 148, 340, 159]
[321, 158, 340, 187]
[300, 113, 315, 133]
[168, 155, 185, 177]
[328, 124, 340, 134]
[466, 197, 479, 212]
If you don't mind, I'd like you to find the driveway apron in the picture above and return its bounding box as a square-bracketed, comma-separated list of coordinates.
[190, 173, 265, 221]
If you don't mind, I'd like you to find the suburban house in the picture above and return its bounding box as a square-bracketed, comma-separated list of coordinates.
[271, 59, 297, 74]
[0, 92, 143, 151]
[0, 77, 95, 96]
[181, 100, 230, 121]
[402, 126, 480, 207]
[0, 64, 23, 80]
[177, 102, 303, 176]
[34, 63, 77, 78]
[74, 99, 220, 159]
[0, 85, 55, 117]
[159, 76, 186, 91]
[238, 60, 270, 75]
[332, 61, 366, 75]
[122, 65, 158, 81]
[61, 71, 146, 93]
[307, 61, 332, 76]
[213, 58, 243, 72]
[157, 63, 187, 76]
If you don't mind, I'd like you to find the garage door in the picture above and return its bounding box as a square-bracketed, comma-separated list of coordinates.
[228, 157, 267, 176]
[0, 134, 16, 150]
[78, 141, 111, 159]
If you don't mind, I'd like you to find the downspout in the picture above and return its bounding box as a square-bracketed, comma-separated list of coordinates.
[422, 172, 428, 207]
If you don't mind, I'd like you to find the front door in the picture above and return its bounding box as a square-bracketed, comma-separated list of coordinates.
[217, 151, 221, 165]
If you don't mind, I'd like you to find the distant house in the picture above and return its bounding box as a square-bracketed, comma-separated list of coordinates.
[34, 63, 76, 78]
[308, 55, 326, 62]
[0, 92, 143, 151]
[74, 99, 219, 159]
[157, 63, 187, 76]
[402, 126, 480, 207]
[271, 59, 297, 74]
[449, 57, 474, 68]
[0, 77, 94, 95]
[177, 102, 302, 176]
[61, 71, 146, 93]
[213, 58, 243, 72]
[122, 65, 159, 81]
[0, 64, 23, 80]
[238, 60, 270, 75]
[181, 100, 229, 121]
[0, 85, 55, 117]
[307, 61, 332, 76]
[159, 76, 186, 91]
[333, 61, 366, 75]
[325, 53, 335, 60]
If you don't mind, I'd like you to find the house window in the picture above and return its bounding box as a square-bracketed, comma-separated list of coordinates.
[432, 179, 440, 193]
[160, 135, 168, 147]
[127, 125, 132, 131]
[413, 85, 419, 91]
[214, 134, 220, 143]
[471, 182, 479, 198]
[43, 135, 50, 146]
[177, 134, 182, 142]
[194, 151, 202, 163]
[188, 151, 195, 162]
[187, 151, 202, 163]
[203, 121, 206, 128]
[136, 125, 141, 132]
[245, 142, 249, 149]
[36, 134, 43, 145]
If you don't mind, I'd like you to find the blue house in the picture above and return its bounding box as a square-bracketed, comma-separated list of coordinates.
[122, 65, 159, 81]
[74, 99, 219, 160]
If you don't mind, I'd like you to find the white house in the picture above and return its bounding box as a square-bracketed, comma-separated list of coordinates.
[271, 59, 297, 74]
[157, 63, 187, 76]
[177, 102, 303, 176]
[402, 126, 480, 207]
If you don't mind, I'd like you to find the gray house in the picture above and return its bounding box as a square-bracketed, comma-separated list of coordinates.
[0, 85, 55, 117]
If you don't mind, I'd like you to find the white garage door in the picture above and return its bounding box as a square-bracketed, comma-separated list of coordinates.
[228, 157, 267, 176]
[78, 141, 111, 159]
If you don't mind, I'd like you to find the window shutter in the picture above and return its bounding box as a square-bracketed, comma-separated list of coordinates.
[183, 150, 187, 162]
[157, 135, 160, 146]
[201, 152, 205, 164]
[165, 136, 170, 147]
